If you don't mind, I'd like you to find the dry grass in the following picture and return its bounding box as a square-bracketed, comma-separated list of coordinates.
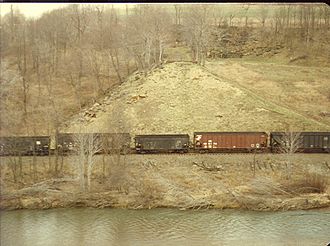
[280, 173, 328, 194]
[1, 154, 329, 211]
[134, 177, 165, 209]
[206, 59, 330, 126]
[67, 60, 330, 136]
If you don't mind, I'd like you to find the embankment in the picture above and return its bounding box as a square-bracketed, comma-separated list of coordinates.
[1, 154, 329, 211]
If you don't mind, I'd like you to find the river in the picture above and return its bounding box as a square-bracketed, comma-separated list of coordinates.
[1, 208, 329, 246]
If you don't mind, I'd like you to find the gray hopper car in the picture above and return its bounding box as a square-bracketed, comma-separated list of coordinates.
[56, 133, 131, 155]
[0, 136, 50, 156]
[270, 132, 330, 153]
[135, 134, 190, 153]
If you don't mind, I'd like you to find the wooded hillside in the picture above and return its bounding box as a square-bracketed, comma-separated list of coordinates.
[1, 3, 329, 136]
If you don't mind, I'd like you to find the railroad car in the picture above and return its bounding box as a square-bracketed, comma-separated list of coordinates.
[270, 132, 330, 153]
[194, 132, 268, 153]
[100, 133, 131, 154]
[56, 132, 131, 155]
[135, 134, 189, 153]
[56, 133, 76, 154]
[0, 136, 50, 156]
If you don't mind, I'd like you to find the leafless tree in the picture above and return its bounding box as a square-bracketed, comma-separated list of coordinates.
[211, 5, 225, 27]
[184, 5, 211, 65]
[174, 4, 183, 25]
[258, 5, 269, 27]
[14, 20, 30, 134]
[277, 131, 302, 178]
[73, 131, 102, 192]
[99, 101, 132, 193]
[5, 143, 23, 184]
[86, 133, 102, 191]
[241, 4, 250, 27]
[87, 49, 104, 99]
[277, 131, 302, 154]
[126, 5, 171, 74]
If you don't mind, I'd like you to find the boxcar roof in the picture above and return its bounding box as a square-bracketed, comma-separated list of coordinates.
[58, 132, 130, 135]
[194, 132, 267, 135]
[135, 134, 189, 138]
[270, 132, 330, 135]
[0, 136, 50, 138]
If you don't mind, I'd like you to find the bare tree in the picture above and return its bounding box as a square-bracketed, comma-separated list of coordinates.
[126, 5, 171, 74]
[87, 49, 104, 100]
[277, 131, 302, 154]
[73, 131, 102, 192]
[86, 133, 102, 191]
[184, 5, 211, 65]
[5, 142, 23, 184]
[241, 4, 250, 27]
[15, 20, 30, 134]
[276, 131, 302, 178]
[211, 5, 224, 27]
[101, 101, 132, 193]
[174, 4, 183, 25]
[258, 5, 269, 27]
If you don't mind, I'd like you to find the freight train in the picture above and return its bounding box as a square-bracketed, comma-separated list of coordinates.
[0, 131, 329, 156]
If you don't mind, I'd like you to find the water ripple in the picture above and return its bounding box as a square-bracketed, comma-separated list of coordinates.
[1, 208, 329, 246]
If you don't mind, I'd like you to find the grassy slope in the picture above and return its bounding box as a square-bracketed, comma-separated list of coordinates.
[65, 58, 330, 136]
[205, 58, 330, 127]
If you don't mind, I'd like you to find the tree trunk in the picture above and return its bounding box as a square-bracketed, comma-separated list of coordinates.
[109, 49, 122, 84]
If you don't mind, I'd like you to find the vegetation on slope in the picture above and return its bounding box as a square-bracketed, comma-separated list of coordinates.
[66, 61, 329, 135]
[1, 3, 329, 135]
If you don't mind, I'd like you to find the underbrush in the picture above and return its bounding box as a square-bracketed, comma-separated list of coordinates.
[281, 173, 328, 194]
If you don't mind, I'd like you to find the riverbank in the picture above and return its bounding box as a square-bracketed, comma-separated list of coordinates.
[1, 154, 329, 211]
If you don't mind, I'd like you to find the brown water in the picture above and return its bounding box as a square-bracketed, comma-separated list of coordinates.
[1, 208, 329, 246]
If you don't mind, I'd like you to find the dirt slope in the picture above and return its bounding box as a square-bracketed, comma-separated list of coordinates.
[64, 61, 330, 136]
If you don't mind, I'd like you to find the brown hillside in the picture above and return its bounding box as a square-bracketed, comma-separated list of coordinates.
[64, 61, 330, 136]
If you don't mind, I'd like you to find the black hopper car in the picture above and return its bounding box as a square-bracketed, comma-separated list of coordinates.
[0, 136, 50, 156]
[56, 133, 131, 155]
[135, 134, 190, 154]
[270, 132, 330, 153]
[1, 131, 329, 156]
[56, 133, 76, 154]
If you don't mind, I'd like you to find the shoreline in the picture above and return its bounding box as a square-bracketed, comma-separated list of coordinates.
[1, 189, 329, 211]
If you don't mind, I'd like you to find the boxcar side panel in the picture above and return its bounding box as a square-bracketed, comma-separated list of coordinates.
[194, 132, 268, 152]
[270, 132, 330, 153]
[135, 135, 189, 153]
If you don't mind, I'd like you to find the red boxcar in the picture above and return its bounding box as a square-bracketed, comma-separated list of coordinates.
[194, 132, 268, 152]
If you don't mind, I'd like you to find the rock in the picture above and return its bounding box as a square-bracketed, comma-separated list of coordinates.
[320, 111, 330, 117]
[51, 199, 62, 208]
[20, 197, 41, 209]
